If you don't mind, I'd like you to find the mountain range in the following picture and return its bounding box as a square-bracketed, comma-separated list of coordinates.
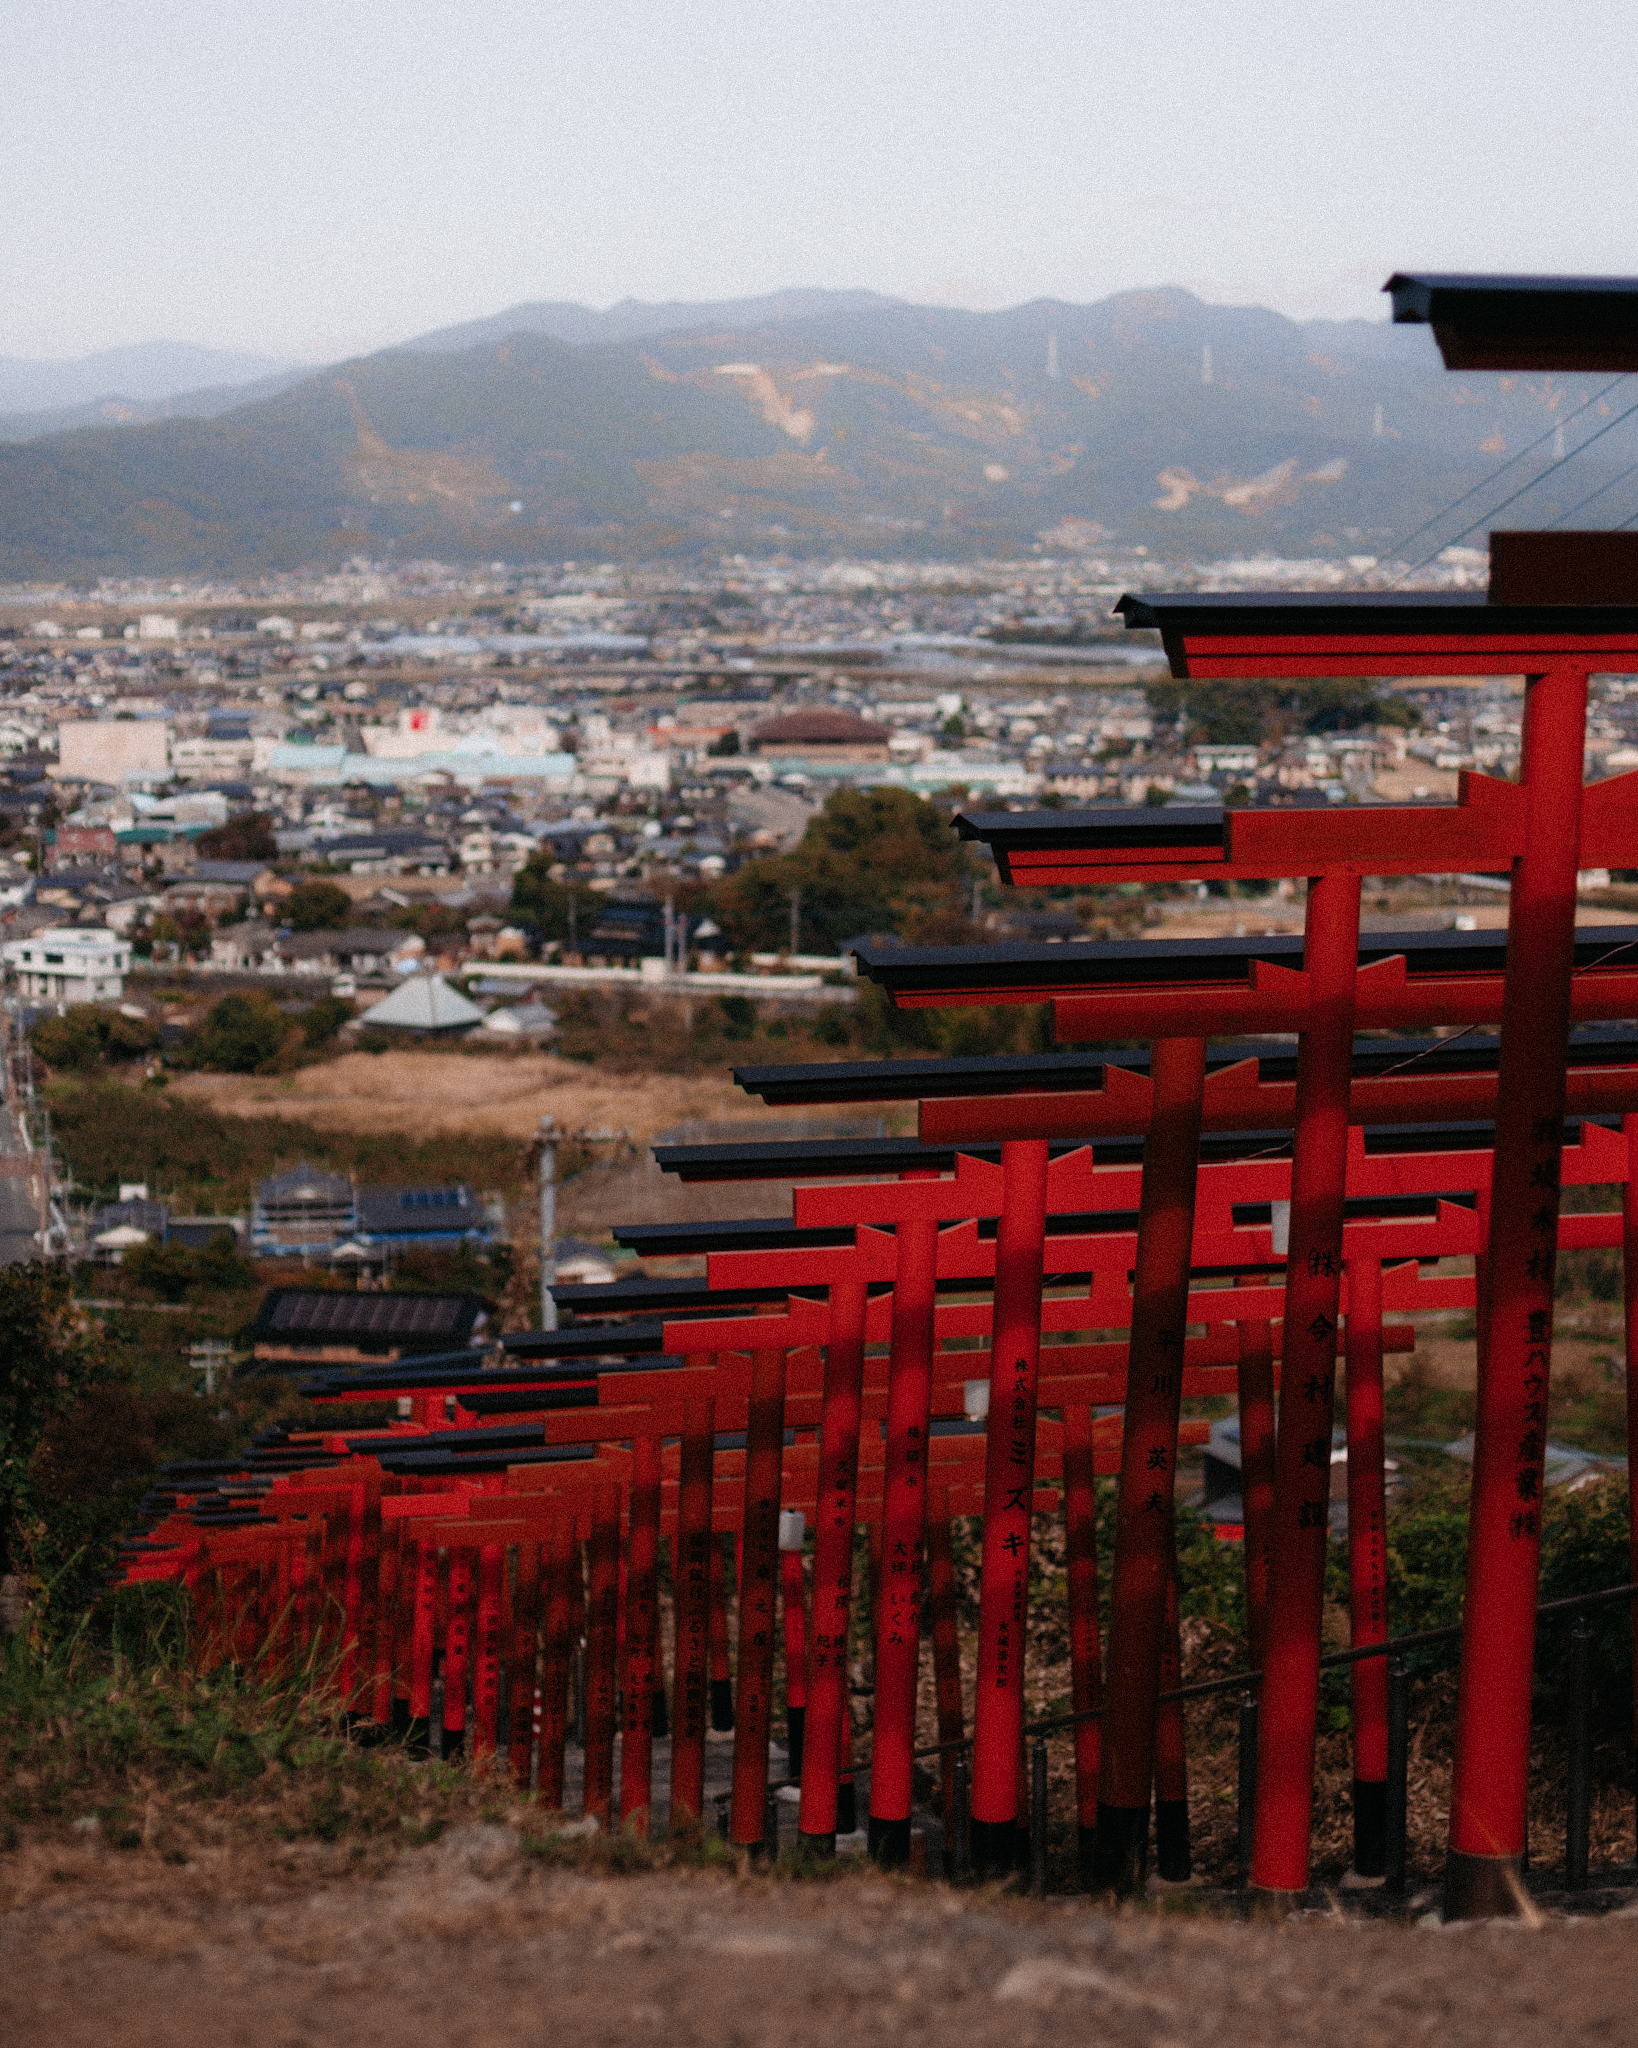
[0, 288, 1629, 579]
[0, 340, 307, 440]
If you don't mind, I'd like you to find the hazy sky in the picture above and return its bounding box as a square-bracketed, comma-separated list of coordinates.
[6, 0, 1638, 364]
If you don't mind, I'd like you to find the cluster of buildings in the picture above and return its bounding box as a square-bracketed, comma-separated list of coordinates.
[0, 553, 1633, 1007]
[88, 1164, 505, 1266]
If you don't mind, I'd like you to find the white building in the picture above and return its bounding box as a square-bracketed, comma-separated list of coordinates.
[170, 736, 254, 779]
[55, 719, 170, 784]
[3, 927, 131, 1002]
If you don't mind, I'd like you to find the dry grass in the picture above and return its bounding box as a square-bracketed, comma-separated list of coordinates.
[169, 1049, 767, 1146]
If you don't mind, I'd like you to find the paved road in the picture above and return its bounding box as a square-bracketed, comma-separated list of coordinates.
[0, 1099, 46, 1265]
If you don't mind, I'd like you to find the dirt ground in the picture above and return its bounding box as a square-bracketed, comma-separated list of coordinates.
[6, 1835, 1638, 2048]
[170, 1050, 765, 1147]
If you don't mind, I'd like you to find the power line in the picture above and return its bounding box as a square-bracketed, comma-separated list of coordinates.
[1382, 376, 1628, 572]
[1547, 450, 1638, 528]
[1397, 388, 1638, 580]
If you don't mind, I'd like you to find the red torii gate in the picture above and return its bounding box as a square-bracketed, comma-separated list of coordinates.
[872, 678, 1638, 1911]
[652, 1104, 1625, 1878]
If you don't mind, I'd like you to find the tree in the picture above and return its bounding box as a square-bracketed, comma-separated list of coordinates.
[509, 854, 605, 949]
[1146, 676, 1420, 748]
[0, 1263, 108, 1582]
[283, 880, 352, 931]
[194, 811, 277, 862]
[121, 1239, 201, 1304]
[707, 787, 972, 953]
[30, 1006, 158, 1073]
[298, 995, 353, 1049]
[125, 1229, 254, 1301]
[181, 992, 292, 1074]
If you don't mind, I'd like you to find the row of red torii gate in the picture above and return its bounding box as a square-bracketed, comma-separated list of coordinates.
[120, 271, 1638, 1917]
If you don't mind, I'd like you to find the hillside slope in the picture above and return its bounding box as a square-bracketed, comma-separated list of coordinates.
[0, 288, 1620, 575]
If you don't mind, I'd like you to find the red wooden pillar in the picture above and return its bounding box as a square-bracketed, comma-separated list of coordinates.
[1345, 1250, 1389, 1877]
[442, 1547, 473, 1758]
[1250, 868, 1361, 1902]
[870, 1209, 940, 1866]
[408, 1532, 438, 1746]
[730, 1343, 788, 1847]
[670, 1393, 716, 1831]
[1094, 1037, 1207, 1890]
[798, 1272, 868, 1853]
[970, 1138, 1051, 1873]
[472, 1541, 504, 1763]
[926, 1484, 966, 1831]
[1235, 1283, 1278, 1672]
[1448, 666, 1588, 1918]
[620, 1435, 662, 1834]
[583, 1482, 621, 1825]
[508, 1539, 542, 1789]
[780, 1518, 808, 1780]
[339, 1477, 367, 1710]
[371, 1512, 402, 1727]
[1062, 1405, 1102, 1887]
[538, 1513, 576, 1811]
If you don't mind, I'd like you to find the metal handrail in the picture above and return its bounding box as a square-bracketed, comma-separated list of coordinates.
[909, 1575, 1638, 1758]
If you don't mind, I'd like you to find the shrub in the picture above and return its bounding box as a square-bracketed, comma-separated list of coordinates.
[31, 1005, 158, 1073]
[181, 992, 292, 1073]
[123, 1230, 255, 1302]
[0, 1263, 115, 1598]
[717, 994, 756, 1040]
[283, 880, 352, 931]
[298, 995, 353, 1049]
[193, 812, 277, 862]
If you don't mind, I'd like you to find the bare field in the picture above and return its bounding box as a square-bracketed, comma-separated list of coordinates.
[170, 1050, 766, 1147]
[6, 1837, 1638, 2048]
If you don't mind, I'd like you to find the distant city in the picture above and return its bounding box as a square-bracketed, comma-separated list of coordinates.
[0, 544, 1630, 1008]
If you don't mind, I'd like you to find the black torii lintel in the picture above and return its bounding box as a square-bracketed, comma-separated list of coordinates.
[1386, 271, 1638, 372]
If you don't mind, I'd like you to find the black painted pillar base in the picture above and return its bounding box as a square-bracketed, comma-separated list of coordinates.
[1352, 1777, 1388, 1879]
[836, 1781, 857, 1834]
[650, 1684, 669, 1740]
[868, 1815, 911, 1867]
[798, 1830, 836, 1861]
[390, 1697, 412, 1737]
[969, 1816, 1016, 1879]
[785, 1704, 804, 1782]
[1444, 1848, 1525, 1920]
[441, 1726, 466, 1763]
[404, 1714, 431, 1759]
[1155, 1798, 1192, 1882]
[1090, 1801, 1149, 1894]
[710, 1678, 735, 1731]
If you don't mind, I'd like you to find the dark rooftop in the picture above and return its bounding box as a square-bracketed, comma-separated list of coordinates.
[252, 1287, 487, 1355]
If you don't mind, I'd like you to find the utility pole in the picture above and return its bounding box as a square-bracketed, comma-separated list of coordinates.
[538, 1116, 559, 1331]
[188, 1340, 231, 1399]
